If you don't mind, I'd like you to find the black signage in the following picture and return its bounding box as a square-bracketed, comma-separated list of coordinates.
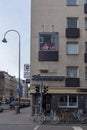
[32, 74, 65, 81]
[26, 79, 30, 83]
[77, 88, 87, 92]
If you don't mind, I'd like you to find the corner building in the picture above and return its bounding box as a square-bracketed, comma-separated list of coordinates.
[30, 0, 87, 114]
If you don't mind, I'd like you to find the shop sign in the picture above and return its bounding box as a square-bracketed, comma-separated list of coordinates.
[32, 74, 65, 81]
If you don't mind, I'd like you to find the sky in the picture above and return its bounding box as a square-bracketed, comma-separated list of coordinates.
[0, 0, 30, 79]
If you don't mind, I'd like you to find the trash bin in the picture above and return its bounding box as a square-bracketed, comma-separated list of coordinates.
[15, 106, 20, 114]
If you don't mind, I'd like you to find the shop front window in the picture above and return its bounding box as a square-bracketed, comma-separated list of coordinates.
[58, 95, 78, 108]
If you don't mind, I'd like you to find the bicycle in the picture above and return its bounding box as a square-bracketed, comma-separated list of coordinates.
[50, 110, 59, 124]
[33, 112, 45, 124]
[38, 113, 45, 124]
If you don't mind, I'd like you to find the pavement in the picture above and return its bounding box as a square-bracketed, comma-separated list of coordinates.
[0, 107, 33, 125]
[0, 107, 87, 130]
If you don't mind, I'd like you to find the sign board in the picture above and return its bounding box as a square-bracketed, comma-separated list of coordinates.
[26, 79, 30, 83]
[24, 64, 30, 79]
[17, 88, 21, 95]
[24, 64, 29, 71]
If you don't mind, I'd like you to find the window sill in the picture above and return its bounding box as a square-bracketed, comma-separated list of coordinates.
[58, 106, 78, 108]
[66, 4, 79, 6]
[66, 53, 79, 55]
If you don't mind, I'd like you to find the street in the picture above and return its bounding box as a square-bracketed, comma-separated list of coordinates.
[0, 106, 87, 130]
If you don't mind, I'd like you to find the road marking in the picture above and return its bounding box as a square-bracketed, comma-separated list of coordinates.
[73, 126, 83, 130]
[34, 125, 39, 130]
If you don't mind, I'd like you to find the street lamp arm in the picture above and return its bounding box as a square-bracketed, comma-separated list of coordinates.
[3, 29, 20, 39]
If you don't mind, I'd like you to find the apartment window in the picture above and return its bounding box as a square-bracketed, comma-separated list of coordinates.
[67, 18, 78, 28]
[67, 0, 78, 6]
[85, 67, 87, 79]
[67, 67, 78, 78]
[58, 95, 78, 108]
[85, 18, 87, 29]
[85, 42, 87, 52]
[66, 42, 78, 54]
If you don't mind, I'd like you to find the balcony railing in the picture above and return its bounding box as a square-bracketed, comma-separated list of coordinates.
[65, 78, 80, 87]
[66, 28, 80, 38]
[84, 3, 87, 13]
[84, 53, 87, 63]
[39, 51, 58, 61]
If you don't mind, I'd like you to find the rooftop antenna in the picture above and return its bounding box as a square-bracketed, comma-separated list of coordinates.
[52, 25, 54, 32]
[42, 25, 44, 32]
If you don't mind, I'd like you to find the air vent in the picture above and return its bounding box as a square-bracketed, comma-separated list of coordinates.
[40, 69, 48, 73]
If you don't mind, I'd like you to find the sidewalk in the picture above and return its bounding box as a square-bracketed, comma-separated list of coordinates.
[0, 107, 33, 125]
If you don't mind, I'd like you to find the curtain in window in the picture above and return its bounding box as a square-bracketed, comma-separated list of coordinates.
[67, 18, 77, 28]
[67, 0, 77, 5]
[67, 43, 78, 54]
[67, 67, 77, 78]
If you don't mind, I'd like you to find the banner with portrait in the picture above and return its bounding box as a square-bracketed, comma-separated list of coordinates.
[39, 32, 58, 61]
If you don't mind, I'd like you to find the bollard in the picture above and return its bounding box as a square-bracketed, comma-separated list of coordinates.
[15, 105, 20, 114]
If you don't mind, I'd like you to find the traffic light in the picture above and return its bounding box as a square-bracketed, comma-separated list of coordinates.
[35, 85, 40, 93]
[44, 86, 48, 94]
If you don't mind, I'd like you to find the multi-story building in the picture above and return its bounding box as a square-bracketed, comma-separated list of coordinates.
[16, 78, 29, 98]
[30, 0, 87, 114]
[0, 71, 17, 101]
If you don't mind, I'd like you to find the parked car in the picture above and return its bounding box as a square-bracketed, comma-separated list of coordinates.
[24, 102, 30, 107]
[10, 100, 30, 109]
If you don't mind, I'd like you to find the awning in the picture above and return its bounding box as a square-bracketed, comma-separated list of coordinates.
[30, 86, 87, 94]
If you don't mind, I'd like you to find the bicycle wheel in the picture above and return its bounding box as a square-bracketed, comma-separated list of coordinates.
[38, 114, 45, 125]
[51, 116, 60, 124]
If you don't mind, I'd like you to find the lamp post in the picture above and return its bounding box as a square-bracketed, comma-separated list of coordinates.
[2, 29, 21, 113]
[40, 81, 43, 114]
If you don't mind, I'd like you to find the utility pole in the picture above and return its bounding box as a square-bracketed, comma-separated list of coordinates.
[40, 81, 43, 114]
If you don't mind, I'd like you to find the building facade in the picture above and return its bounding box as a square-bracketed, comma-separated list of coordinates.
[0, 71, 29, 102]
[0, 71, 17, 101]
[30, 0, 87, 114]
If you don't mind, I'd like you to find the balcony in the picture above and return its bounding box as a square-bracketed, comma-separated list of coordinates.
[65, 78, 80, 87]
[39, 51, 58, 61]
[84, 3, 87, 13]
[84, 53, 87, 63]
[66, 28, 80, 38]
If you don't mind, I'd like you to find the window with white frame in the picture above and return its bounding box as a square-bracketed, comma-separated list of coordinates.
[66, 42, 78, 54]
[85, 18, 87, 30]
[85, 67, 87, 79]
[67, 0, 78, 6]
[58, 95, 78, 108]
[67, 18, 78, 28]
[67, 67, 78, 78]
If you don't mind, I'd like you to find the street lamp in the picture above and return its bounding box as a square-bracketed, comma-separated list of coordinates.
[2, 29, 21, 113]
